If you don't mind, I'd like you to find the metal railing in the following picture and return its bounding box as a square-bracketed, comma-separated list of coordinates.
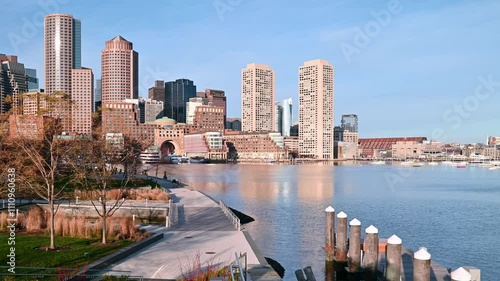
[166, 198, 175, 227]
[219, 200, 241, 231]
[229, 252, 247, 281]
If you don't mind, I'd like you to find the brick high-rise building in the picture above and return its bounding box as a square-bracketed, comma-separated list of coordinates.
[204, 89, 226, 128]
[101, 36, 139, 104]
[299, 59, 334, 159]
[148, 80, 165, 105]
[241, 63, 275, 132]
[71, 68, 93, 134]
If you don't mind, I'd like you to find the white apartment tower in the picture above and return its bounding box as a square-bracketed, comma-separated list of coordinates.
[241, 63, 275, 132]
[299, 59, 334, 159]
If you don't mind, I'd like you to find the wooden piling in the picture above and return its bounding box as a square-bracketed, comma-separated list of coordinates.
[385, 234, 402, 281]
[347, 218, 361, 272]
[413, 247, 431, 281]
[335, 211, 348, 261]
[325, 206, 335, 261]
[451, 267, 472, 281]
[363, 225, 379, 280]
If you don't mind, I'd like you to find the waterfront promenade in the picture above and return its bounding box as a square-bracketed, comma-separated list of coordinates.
[101, 178, 281, 280]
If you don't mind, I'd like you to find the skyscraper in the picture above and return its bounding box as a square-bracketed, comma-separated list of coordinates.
[341, 114, 358, 133]
[241, 63, 275, 132]
[299, 59, 334, 159]
[1, 55, 28, 114]
[25, 68, 39, 91]
[71, 68, 93, 134]
[148, 80, 165, 104]
[165, 79, 196, 123]
[276, 98, 292, 136]
[204, 89, 227, 128]
[44, 14, 81, 95]
[101, 36, 139, 104]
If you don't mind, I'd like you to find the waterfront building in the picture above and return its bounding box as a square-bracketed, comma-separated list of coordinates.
[341, 114, 358, 133]
[298, 59, 334, 159]
[275, 98, 293, 136]
[391, 140, 441, 159]
[359, 137, 427, 158]
[241, 63, 275, 132]
[14, 91, 47, 116]
[165, 79, 197, 123]
[94, 79, 102, 112]
[193, 105, 225, 134]
[25, 68, 38, 91]
[142, 99, 164, 123]
[223, 131, 286, 161]
[184, 132, 227, 160]
[284, 136, 299, 154]
[0, 55, 28, 114]
[226, 118, 242, 131]
[186, 97, 208, 124]
[44, 14, 81, 96]
[334, 126, 343, 142]
[343, 130, 359, 144]
[71, 67, 94, 134]
[101, 36, 139, 103]
[334, 141, 360, 159]
[488, 136, 500, 147]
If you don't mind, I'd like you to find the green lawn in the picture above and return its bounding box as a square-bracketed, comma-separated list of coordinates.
[0, 233, 134, 280]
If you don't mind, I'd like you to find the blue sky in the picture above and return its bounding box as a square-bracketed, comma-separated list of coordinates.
[1, 0, 499, 143]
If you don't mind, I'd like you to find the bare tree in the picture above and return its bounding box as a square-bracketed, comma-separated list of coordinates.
[71, 132, 145, 244]
[8, 92, 77, 250]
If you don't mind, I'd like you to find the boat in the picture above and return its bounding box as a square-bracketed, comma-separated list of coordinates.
[372, 160, 386, 165]
[166, 154, 180, 164]
[441, 161, 454, 165]
[428, 162, 439, 166]
[412, 162, 423, 167]
[489, 166, 500, 170]
[180, 156, 189, 163]
[401, 161, 413, 166]
[139, 147, 161, 164]
[189, 156, 208, 164]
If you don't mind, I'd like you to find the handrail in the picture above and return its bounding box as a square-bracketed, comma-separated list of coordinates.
[167, 198, 175, 227]
[219, 200, 241, 231]
[227, 252, 247, 281]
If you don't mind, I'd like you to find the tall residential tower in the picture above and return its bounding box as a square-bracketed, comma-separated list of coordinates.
[299, 59, 334, 159]
[241, 63, 275, 132]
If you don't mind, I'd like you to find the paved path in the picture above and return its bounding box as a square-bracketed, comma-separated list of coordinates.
[103, 184, 265, 280]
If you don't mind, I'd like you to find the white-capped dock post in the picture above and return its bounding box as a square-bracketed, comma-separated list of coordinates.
[451, 267, 472, 281]
[335, 211, 348, 261]
[325, 206, 335, 261]
[413, 247, 431, 281]
[385, 234, 402, 281]
[348, 218, 362, 272]
[364, 225, 379, 280]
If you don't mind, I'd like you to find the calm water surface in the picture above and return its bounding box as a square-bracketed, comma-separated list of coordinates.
[150, 163, 500, 280]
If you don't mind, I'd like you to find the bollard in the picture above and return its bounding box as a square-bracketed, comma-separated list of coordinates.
[451, 267, 472, 281]
[325, 206, 335, 261]
[413, 247, 431, 281]
[363, 225, 379, 280]
[348, 218, 361, 272]
[336, 211, 348, 261]
[385, 234, 402, 281]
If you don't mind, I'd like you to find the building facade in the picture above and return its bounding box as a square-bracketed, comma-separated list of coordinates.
[165, 79, 196, 123]
[241, 63, 275, 132]
[204, 89, 226, 128]
[148, 80, 166, 105]
[25, 68, 38, 91]
[94, 79, 102, 112]
[224, 132, 286, 161]
[71, 68, 93, 134]
[226, 118, 242, 131]
[343, 130, 359, 144]
[101, 36, 139, 104]
[193, 106, 225, 134]
[341, 114, 358, 133]
[186, 97, 208, 124]
[298, 59, 334, 159]
[44, 14, 80, 95]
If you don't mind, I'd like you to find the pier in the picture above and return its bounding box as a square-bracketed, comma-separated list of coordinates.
[97, 179, 281, 280]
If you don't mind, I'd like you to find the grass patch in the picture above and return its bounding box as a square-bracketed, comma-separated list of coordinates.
[0, 233, 134, 279]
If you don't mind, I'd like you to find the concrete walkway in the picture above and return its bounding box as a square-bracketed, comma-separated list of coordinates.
[103, 183, 264, 280]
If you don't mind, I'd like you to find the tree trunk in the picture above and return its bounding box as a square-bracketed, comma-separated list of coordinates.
[102, 215, 107, 244]
[49, 200, 55, 249]
[101, 199, 107, 244]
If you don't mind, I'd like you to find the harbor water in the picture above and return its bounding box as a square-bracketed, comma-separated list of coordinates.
[146, 163, 500, 280]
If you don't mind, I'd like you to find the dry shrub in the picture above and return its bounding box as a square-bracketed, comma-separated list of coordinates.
[107, 189, 123, 200]
[54, 213, 64, 236]
[25, 205, 46, 231]
[120, 217, 131, 238]
[69, 217, 77, 237]
[62, 216, 70, 236]
[92, 220, 102, 238]
[76, 216, 86, 238]
[0, 212, 7, 230]
[15, 213, 25, 230]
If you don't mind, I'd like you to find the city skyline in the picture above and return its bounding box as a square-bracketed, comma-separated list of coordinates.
[2, 1, 500, 142]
